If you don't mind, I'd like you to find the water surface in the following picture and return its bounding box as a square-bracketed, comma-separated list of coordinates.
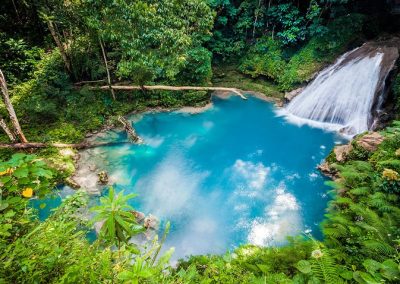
[76, 95, 343, 260]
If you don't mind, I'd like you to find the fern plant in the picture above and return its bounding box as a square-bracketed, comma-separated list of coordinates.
[296, 244, 345, 283]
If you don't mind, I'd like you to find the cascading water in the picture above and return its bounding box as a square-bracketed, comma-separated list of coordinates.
[280, 42, 399, 136]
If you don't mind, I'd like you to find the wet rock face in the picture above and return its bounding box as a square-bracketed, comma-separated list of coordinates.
[317, 162, 338, 180]
[284, 87, 304, 103]
[356, 132, 385, 152]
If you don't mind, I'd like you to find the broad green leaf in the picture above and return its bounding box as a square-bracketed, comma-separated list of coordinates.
[363, 259, 381, 273]
[381, 259, 400, 280]
[13, 167, 29, 178]
[296, 260, 311, 274]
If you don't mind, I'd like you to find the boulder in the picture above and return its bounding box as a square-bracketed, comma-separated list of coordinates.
[131, 210, 146, 222]
[275, 100, 284, 108]
[97, 170, 109, 184]
[356, 132, 384, 152]
[284, 87, 304, 102]
[65, 177, 81, 189]
[317, 162, 338, 180]
[144, 214, 159, 230]
[333, 144, 353, 162]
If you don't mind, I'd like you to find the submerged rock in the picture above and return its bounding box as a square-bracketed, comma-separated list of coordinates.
[65, 177, 81, 189]
[144, 214, 159, 231]
[97, 170, 109, 185]
[131, 210, 145, 222]
[356, 132, 384, 152]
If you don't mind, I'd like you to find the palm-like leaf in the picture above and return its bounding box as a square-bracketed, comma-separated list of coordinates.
[91, 187, 144, 247]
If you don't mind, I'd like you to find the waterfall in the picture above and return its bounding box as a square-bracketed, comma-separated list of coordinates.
[279, 43, 399, 137]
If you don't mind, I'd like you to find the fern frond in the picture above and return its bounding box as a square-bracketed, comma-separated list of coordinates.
[349, 187, 370, 196]
[362, 240, 395, 257]
[311, 250, 343, 284]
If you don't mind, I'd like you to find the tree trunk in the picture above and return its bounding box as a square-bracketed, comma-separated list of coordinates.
[0, 117, 16, 142]
[252, 0, 262, 41]
[99, 37, 116, 100]
[11, 0, 21, 22]
[47, 20, 72, 74]
[0, 70, 28, 143]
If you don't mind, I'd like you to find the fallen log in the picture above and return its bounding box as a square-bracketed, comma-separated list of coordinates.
[0, 141, 133, 149]
[74, 79, 106, 86]
[91, 85, 247, 99]
[118, 116, 143, 143]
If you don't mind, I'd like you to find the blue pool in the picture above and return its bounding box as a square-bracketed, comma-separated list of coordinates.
[47, 95, 344, 260]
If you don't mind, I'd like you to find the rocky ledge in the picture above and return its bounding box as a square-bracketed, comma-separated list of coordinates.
[318, 131, 385, 179]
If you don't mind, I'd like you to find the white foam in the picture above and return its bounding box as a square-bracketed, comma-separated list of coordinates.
[308, 172, 319, 181]
[247, 187, 302, 246]
[233, 159, 270, 190]
[135, 153, 209, 217]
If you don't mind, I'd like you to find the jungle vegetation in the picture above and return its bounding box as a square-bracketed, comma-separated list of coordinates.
[1, 0, 400, 283]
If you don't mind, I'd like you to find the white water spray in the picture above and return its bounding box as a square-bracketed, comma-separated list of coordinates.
[280, 47, 386, 136]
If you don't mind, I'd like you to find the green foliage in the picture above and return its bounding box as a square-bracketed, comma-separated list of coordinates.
[267, 3, 308, 45]
[91, 187, 144, 248]
[278, 14, 365, 90]
[239, 37, 286, 80]
[0, 159, 176, 283]
[178, 47, 213, 85]
[236, 13, 366, 91]
[0, 187, 116, 284]
[0, 32, 43, 86]
[296, 244, 346, 283]
[321, 123, 400, 281]
[393, 74, 400, 114]
[0, 154, 55, 272]
[81, 0, 214, 84]
[10, 50, 71, 125]
[1, 1, 399, 283]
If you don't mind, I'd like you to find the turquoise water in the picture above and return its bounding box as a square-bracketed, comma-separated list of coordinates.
[69, 95, 343, 260]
